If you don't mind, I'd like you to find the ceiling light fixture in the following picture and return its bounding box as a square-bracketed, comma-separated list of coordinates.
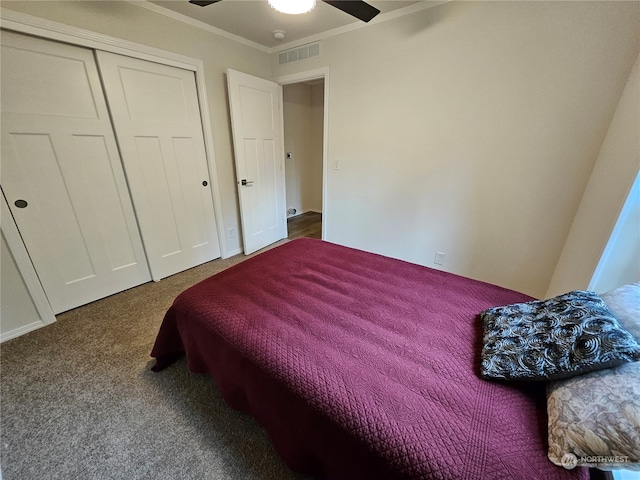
[268, 0, 316, 15]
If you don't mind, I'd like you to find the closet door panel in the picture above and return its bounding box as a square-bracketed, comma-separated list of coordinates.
[2, 133, 96, 284]
[96, 51, 221, 280]
[172, 137, 213, 248]
[1, 31, 151, 314]
[132, 135, 183, 258]
[70, 134, 144, 270]
[1, 39, 99, 119]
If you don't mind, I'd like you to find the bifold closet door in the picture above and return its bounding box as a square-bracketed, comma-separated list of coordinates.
[96, 51, 221, 280]
[1, 31, 151, 314]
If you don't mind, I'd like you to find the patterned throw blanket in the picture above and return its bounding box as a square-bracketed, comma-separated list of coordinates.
[152, 238, 588, 480]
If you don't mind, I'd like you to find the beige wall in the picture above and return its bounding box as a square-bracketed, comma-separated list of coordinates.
[283, 83, 308, 216]
[283, 82, 323, 216]
[547, 55, 640, 296]
[274, 1, 640, 298]
[309, 83, 324, 212]
[2, 0, 272, 255]
[3, 1, 639, 302]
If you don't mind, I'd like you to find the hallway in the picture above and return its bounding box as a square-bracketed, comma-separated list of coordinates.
[287, 212, 322, 240]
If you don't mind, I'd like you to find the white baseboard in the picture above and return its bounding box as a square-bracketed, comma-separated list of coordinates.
[223, 248, 243, 258]
[1, 320, 50, 343]
[287, 209, 322, 218]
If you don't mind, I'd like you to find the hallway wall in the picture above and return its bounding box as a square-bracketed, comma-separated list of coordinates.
[283, 82, 323, 216]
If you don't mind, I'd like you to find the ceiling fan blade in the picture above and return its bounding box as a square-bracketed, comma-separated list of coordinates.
[188, 0, 222, 6]
[322, 1, 380, 22]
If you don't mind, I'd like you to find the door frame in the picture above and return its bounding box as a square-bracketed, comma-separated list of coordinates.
[274, 67, 330, 240]
[0, 9, 230, 326]
[588, 170, 640, 292]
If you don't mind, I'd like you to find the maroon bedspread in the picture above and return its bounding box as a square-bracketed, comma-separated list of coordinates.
[151, 238, 588, 480]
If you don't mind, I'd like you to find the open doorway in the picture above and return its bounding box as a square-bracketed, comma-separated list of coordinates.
[282, 78, 324, 239]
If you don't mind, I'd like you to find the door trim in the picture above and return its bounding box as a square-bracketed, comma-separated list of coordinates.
[274, 67, 329, 240]
[1, 192, 56, 341]
[0, 7, 229, 260]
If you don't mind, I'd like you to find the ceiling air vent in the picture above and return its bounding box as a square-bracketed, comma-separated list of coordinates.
[278, 42, 320, 65]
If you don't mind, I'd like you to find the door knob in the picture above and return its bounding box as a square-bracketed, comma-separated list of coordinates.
[241, 179, 254, 186]
[14, 199, 28, 208]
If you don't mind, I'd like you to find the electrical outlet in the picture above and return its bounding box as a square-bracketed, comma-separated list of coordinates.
[434, 251, 446, 265]
[228, 227, 236, 238]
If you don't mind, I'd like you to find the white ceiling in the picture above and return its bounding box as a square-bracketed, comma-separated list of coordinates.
[145, 0, 427, 50]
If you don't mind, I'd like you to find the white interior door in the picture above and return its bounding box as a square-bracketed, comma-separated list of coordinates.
[96, 51, 221, 280]
[1, 31, 151, 314]
[226, 69, 287, 255]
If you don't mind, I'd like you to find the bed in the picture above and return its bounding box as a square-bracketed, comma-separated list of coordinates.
[151, 238, 589, 480]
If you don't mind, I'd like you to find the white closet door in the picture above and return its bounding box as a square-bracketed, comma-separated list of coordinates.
[96, 52, 221, 280]
[1, 31, 151, 314]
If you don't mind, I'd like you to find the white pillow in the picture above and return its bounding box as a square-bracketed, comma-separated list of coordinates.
[600, 282, 640, 342]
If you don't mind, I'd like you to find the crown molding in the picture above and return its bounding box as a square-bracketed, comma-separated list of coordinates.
[0, 7, 197, 70]
[133, 0, 448, 54]
[271, 1, 449, 53]
[1, 1, 448, 56]
[129, 0, 271, 53]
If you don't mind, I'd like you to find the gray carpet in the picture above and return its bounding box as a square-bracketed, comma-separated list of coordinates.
[1, 242, 318, 480]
